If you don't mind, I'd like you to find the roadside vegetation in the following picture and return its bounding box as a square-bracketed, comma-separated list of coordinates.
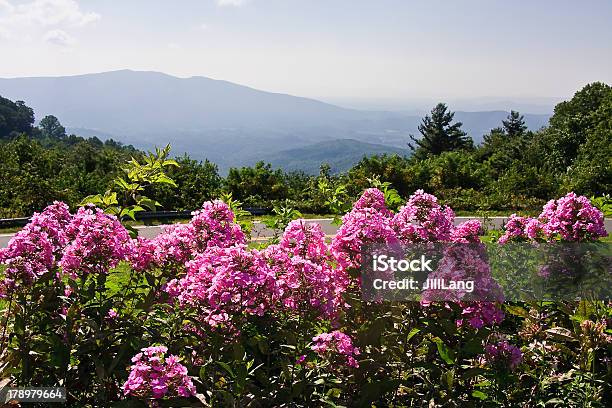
[0, 89, 610, 404]
[0, 183, 609, 406]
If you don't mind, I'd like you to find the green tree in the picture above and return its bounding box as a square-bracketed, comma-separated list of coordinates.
[544, 82, 612, 169]
[477, 112, 531, 177]
[150, 155, 223, 210]
[38, 115, 67, 140]
[0, 96, 35, 139]
[0, 135, 65, 216]
[225, 161, 288, 205]
[347, 154, 413, 198]
[409, 103, 473, 159]
[502, 110, 527, 137]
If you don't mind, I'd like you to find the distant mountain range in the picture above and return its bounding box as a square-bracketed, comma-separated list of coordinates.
[0, 70, 551, 173]
[261, 139, 410, 174]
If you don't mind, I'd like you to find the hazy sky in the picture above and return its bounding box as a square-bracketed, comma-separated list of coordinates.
[1, 0, 611, 105]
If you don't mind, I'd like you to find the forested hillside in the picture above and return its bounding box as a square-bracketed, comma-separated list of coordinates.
[0, 82, 610, 218]
[0, 70, 550, 171]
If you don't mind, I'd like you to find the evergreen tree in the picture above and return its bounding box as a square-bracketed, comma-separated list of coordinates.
[502, 110, 527, 137]
[409, 103, 473, 159]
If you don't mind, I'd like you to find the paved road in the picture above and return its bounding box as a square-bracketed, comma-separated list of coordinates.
[2, 217, 612, 248]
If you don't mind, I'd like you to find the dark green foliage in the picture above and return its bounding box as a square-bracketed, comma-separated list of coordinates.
[225, 161, 288, 205]
[563, 127, 612, 195]
[0, 96, 34, 139]
[409, 103, 474, 159]
[0, 135, 134, 217]
[39, 115, 67, 140]
[502, 110, 528, 137]
[149, 155, 223, 211]
[346, 154, 414, 198]
[543, 82, 612, 170]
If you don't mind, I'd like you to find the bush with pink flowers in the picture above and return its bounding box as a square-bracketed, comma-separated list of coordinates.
[0, 189, 609, 406]
[123, 346, 196, 400]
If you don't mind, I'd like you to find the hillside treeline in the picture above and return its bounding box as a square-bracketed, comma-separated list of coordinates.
[0, 82, 610, 218]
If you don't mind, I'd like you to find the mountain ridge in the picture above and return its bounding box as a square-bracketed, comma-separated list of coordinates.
[0, 70, 551, 172]
[257, 138, 410, 174]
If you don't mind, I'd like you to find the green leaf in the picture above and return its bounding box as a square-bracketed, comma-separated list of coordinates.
[461, 338, 483, 356]
[461, 367, 486, 380]
[407, 327, 420, 342]
[433, 337, 455, 364]
[441, 369, 454, 389]
[14, 314, 25, 336]
[156, 174, 177, 187]
[471, 390, 488, 400]
[49, 335, 70, 369]
[102, 191, 119, 206]
[79, 194, 103, 206]
[162, 159, 179, 167]
[573, 300, 594, 322]
[114, 177, 130, 190]
[137, 197, 159, 212]
[216, 361, 236, 379]
[125, 224, 139, 238]
[504, 304, 529, 318]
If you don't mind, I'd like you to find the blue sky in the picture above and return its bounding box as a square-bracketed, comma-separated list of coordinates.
[1, 0, 611, 108]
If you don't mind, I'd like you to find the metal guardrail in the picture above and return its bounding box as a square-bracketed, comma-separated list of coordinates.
[0, 217, 30, 228]
[244, 207, 272, 216]
[0, 207, 272, 229]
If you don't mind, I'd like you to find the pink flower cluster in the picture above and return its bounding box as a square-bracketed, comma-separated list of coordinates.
[0, 202, 71, 296]
[266, 220, 348, 318]
[311, 331, 360, 368]
[191, 200, 246, 248]
[498, 214, 542, 244]
[419, 243, 504, 329]
[392, 189, 455, 243]
[331, 189, 463, 273]
[539, 192, 607, 241]
[451, 220, 483, 243]
[27, 201, 72, 250]
[60, 206, 133, 278]
[0, 202, 138, 294]
[130, 200, 245, 270]
[166, 217, 349, 328]
[331, 189, 398, 272]
[123, 345, 196, 400]
[422, 245, 503, 299]
[352, 188, 393, 216]
[458, 302, 505, 329]
[484, 340, 523, 371]
[332, 189, 504, 330]
[499, 193, 607, 244]
[166, 245, 278, 330]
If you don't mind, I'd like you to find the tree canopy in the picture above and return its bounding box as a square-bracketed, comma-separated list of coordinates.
[39, 115, 67, 140]
[0, 96, 35, 139]
[409, 103, 473, 159]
